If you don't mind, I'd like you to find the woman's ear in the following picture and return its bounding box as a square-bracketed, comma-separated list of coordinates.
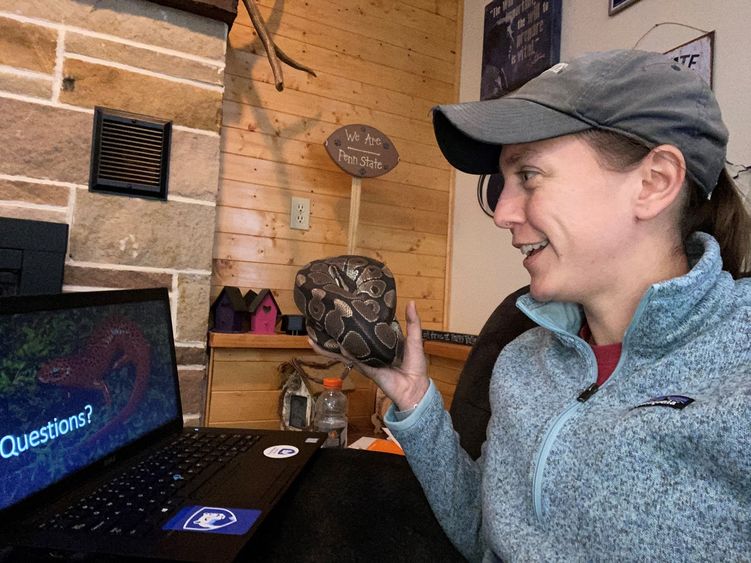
[634, 144, 686, 221]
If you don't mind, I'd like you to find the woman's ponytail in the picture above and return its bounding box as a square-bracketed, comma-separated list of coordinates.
[681, 169, 751, 278]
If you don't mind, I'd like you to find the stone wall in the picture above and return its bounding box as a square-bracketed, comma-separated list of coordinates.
[0, 0, 228, 424]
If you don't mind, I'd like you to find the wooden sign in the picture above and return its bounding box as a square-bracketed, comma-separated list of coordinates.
[324, 124, 399, 178]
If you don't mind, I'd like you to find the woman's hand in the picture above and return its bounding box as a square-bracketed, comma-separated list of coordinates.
[308, 300, 429, 411]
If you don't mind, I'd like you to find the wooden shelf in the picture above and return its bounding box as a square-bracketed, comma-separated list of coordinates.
[208, 332, 310, 349]
[424, 340, 470, 361]
[205, 333, 471, 429]
[208, 331, 470, 361]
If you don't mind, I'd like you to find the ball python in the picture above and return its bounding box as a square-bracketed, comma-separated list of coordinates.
[294, 255, 404, 367]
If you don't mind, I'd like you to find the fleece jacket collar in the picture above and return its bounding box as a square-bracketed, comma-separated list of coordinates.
[515, 232, 728, 353]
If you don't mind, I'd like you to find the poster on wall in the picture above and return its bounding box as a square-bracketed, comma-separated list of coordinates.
[664, 31, 714, 88]
[480, 0, 562, 100]
[609, 0, 641, 16]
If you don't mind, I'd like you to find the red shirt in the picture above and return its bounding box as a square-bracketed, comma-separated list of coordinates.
[580, 323, 622, 386]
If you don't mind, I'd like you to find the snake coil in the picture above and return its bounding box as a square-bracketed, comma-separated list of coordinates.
[294, 255, 404, 367]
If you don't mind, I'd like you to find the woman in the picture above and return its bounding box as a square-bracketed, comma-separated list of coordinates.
[315, 50, 751, 561]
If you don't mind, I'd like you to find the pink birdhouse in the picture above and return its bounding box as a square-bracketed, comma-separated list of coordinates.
[247, 289, 280, 334]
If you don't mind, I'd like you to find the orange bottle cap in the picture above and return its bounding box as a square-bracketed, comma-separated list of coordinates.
[323, 377, 343, 389]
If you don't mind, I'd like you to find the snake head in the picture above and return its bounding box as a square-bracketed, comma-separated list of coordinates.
[37, 361, 72, 384]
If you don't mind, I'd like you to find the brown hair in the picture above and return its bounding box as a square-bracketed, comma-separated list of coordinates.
[575, 129, 751, 278]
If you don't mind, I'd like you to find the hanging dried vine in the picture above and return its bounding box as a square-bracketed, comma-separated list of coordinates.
[241, 0, 317, 91]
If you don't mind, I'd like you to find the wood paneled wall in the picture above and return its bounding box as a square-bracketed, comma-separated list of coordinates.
[213, 0, 461, 330]
[205, 347, 378, 432]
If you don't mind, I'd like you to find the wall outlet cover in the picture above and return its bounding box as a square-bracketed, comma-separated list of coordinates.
[290, 197, 310, 230]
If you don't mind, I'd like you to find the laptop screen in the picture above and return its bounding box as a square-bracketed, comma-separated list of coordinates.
[0, 288, 181, 511]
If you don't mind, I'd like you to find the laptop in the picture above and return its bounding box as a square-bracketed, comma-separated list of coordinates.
[0, 287, 324, 562]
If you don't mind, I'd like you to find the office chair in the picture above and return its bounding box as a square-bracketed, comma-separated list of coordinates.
[449, 286, 535, 460]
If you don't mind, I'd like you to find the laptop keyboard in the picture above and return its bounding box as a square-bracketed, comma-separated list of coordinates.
[37, 431, 261, 538]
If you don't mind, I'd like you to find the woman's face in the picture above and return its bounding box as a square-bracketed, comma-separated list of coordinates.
[495, 135, 642, 305]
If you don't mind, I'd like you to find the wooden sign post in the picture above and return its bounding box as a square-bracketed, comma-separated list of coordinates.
[346, 177, 362, 254]
[324, 124, 399, 253]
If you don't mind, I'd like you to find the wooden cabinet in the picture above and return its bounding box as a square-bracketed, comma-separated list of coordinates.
[205, 333, 378, 432]
[205, 332, 470, 431]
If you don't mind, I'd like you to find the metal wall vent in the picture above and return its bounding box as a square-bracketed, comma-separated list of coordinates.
[89, 107, 171, 200]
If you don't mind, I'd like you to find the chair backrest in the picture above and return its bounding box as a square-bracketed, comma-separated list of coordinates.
[448, 286, 535, 460]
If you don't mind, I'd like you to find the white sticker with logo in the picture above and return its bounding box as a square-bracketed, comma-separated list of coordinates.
[263, 445, 299, 459]
[163, 505, 261, 535]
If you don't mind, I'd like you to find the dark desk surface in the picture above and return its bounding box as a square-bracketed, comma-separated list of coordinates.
[243, 447, 466, 562]
[0, 449, 465, 563]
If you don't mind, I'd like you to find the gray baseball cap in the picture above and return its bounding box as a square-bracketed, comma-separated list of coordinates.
[433, 49, 728, 197]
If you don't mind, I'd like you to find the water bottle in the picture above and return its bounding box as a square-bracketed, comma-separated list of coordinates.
[313, 377, 348, 448]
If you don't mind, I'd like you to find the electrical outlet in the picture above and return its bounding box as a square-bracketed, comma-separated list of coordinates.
[290, 196, 310, 230]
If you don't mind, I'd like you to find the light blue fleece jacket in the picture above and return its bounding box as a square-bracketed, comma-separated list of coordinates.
[386, 233, 751, 562]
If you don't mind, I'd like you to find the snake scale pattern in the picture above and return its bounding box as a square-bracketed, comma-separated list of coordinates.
[294, 255, 404, 367]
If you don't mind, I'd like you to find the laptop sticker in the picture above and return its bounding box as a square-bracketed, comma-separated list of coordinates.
[163, 506, 261, 535]
[263, 445, 299, 458]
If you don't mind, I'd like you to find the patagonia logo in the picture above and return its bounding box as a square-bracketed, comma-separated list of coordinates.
[632, 395, 695, 410]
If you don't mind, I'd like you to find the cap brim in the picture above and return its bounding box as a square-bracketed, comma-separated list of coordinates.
[432, 98, 593, 175]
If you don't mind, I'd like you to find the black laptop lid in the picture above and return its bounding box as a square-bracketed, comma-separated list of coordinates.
[0, 288, 182, 512]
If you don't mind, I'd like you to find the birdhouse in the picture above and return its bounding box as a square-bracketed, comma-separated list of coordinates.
[209, 287, 250, 333]
[243, 289, 258, 311]
[247, 288, 280, 334]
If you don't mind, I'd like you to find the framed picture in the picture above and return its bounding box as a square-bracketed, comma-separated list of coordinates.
[609, 0, 641, 15]
[664, 31, 714, 88]
[480, 0, 562, 100]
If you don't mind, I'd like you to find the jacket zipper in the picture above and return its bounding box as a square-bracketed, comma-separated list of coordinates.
[524, 304, 599, 522]
[525, 288, 653, 524]
[532, 398, 583, 521]
[531, 372, 599, 523]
